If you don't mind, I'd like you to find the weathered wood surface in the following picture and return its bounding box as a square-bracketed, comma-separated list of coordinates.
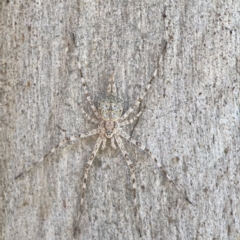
[1, 0, 240, 239]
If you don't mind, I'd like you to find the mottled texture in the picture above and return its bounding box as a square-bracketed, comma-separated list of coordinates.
[1, 0, 240, 239]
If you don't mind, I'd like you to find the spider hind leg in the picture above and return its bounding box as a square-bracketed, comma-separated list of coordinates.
[74, 136, 102, 237]
[119, 129, 192, 204]
[114, 134, 142, 236]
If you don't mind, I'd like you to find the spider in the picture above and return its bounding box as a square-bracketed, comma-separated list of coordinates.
[15, 59, 191, 236]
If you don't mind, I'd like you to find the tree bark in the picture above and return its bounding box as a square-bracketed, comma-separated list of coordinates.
[1, 0, 240, 239]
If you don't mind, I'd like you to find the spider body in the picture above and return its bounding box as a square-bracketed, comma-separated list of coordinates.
[15, 59, 191, 237]
[98, 93, 123, 139]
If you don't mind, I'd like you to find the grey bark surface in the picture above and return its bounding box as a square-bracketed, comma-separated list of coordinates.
[1, 0, 240, 239]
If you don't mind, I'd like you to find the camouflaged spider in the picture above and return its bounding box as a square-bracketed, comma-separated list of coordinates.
[15, 60, 191, 236]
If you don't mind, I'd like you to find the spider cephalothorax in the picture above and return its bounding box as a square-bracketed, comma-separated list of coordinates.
[98, 94, 123, 122]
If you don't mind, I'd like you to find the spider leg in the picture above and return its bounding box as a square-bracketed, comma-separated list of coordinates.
[78, 63, 100, 119]
[107, 73, 117, 96]
[101, 136, 107, 150]
[74, 136, 102, 236]
[114, 134, 142, 236]
[80, 105, 99, 124]
[111, 137, 117, 149]
[119, 130, 192, 204]
[15, 128, 99, 179]
[119, 110, 143, 127]
[119, 66, 158, 122]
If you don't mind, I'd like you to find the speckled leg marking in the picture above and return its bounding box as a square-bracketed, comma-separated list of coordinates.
[101, 136, 107, 150]
[107, 74, 117, 96]
[119, 111, 143, 126]
[81, 137, 102, 207]
[119, 69, 157, 122]
[74, 136, 102, 237]
[115, 134, 142, 236]
[80, 106, 99, 124]
[78, 63, 100, 119]
[15, 128, 99, 179]
[119, 129, 192, 204]
[114, 135, 138, 215]
[111, 137, 117, 149]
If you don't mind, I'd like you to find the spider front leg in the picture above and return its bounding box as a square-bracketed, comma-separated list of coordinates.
[119, 110, 143, 127]
[15, 128, 99, 179]
[119, 65, 158, 122]
[78, 63, 100, 119]
[74, 136, 103, 237]
[80, 105, 99, 124]
[119, 130, 192, 204]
